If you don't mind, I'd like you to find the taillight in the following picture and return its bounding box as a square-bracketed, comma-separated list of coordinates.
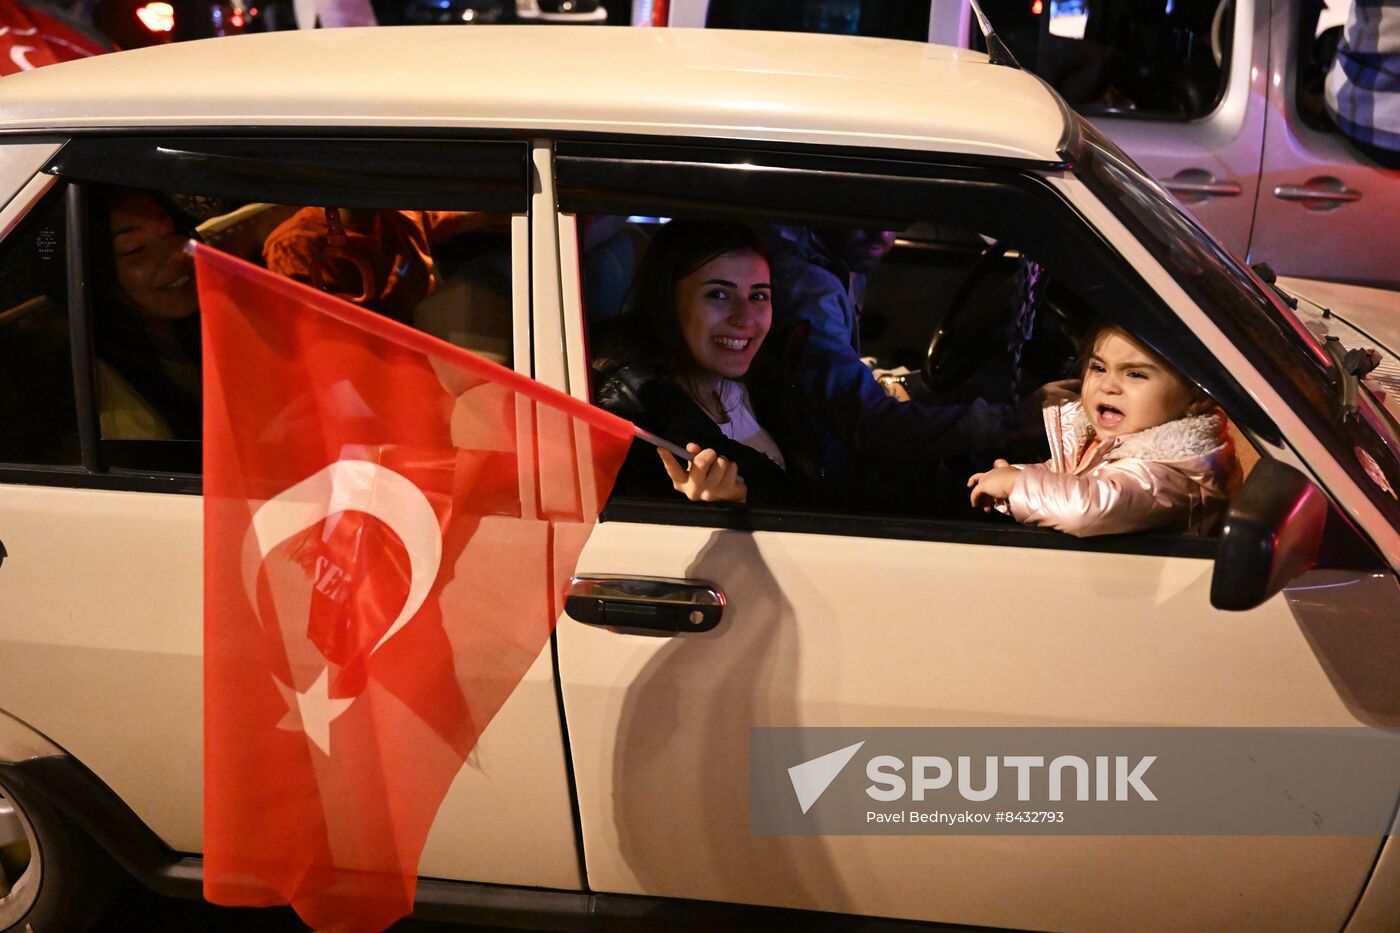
[650, 0, 668, 26]
[135, 1, 175, 31]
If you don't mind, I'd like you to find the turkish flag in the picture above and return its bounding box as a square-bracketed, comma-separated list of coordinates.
[197, 244, 633, 932]
[0, 0, 108, 75]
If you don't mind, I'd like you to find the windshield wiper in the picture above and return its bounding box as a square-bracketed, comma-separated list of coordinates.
[1322, 335, 1382, 423]
[1250, 262, 1299, 310]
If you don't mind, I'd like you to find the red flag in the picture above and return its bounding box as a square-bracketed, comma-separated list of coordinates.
[196, 243, 632, 933]
[0, 0, 108, 75]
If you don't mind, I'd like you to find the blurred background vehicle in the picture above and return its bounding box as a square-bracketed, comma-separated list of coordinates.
[633, 0, 1399, 290]
[0, 0, 111, 73]
[378, 0, 604, 26]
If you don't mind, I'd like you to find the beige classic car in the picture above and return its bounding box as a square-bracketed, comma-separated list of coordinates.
[2, 24, 1400, 933]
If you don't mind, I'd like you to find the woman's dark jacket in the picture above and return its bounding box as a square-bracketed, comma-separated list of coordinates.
[594, 364, 799, 507]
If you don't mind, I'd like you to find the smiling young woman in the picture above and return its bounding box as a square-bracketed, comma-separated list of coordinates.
[590, 220, 800, 506]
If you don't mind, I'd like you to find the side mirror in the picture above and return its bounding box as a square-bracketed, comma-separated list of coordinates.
[1211, 459, 1329, 611]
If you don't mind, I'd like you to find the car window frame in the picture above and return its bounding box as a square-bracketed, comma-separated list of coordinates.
[552, 138, 1276, 558]
[0, 132, 533, 494]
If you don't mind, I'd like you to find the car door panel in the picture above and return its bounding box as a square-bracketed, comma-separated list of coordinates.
[1078, 0, 1270, 259]
[1247, 0, 1400, 289]
[543, 145, 1397, 931]
[556, 521, 1380, 932]
[0, 141, 587, 889]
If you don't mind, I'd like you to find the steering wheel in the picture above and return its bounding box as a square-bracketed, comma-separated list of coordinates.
[922, 240, 1016, 392]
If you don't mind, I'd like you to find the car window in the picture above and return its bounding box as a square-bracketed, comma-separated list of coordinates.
[560, 147, 1261, 554]
[84, 183, 515, 472]
[1, 136, 528, 488]
[976, 0, 1235, 121]
[704, 0, 930, 39]
[0, 186, 78, 467]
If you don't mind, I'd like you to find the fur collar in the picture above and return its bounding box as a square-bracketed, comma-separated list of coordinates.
[1058, 401, 1227, 463]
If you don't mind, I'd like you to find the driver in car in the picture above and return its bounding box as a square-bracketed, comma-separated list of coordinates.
[765, 224, 1063, 511]
[967, 323, 1240, 537]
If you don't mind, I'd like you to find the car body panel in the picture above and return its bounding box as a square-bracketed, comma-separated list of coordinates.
[1278, 275, 1400, 418]
[0, 27, 1065, 163]
[0, 140, 60, 216]
[556, 522, 1378, 932]
[0, 485, 205, 851]
[1348, 821, 1400, 933]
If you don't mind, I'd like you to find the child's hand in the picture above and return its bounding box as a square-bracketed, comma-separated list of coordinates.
[967, 459, 1019, 511]
[660, 444, 747, 503]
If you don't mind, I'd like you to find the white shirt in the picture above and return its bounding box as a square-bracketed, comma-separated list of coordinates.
[714, 379, 785, 469]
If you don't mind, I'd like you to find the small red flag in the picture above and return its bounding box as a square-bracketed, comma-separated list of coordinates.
[197, 243, 632, 932]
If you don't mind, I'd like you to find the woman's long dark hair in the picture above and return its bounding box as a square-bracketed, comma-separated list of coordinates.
[592, 220, 769, 376]
[90, 187, 204, 438]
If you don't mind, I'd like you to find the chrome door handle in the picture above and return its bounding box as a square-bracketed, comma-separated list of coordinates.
[1160, 169, 1241, 203]
[1273, 178, 1362, 210]
[1160, 180, 1242, 198]
[565, 575, 725, 635]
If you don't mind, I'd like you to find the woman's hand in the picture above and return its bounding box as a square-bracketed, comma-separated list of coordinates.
[967, 459, 1019, 510]
[659, 443, 747, 503]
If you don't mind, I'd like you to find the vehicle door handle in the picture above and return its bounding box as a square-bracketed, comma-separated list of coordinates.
[565, 576, 724, 636]
[1160, 169, 1241, 203]
[1273, 178, 1362, 210]
[1160, 179, 1242, 199]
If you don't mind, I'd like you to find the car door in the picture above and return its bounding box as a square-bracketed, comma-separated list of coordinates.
[0, 134, 583, 889]
[542, 142, 1397, 932]
[973, 0, 1269, 260]
[1246, 0, 1400, 289]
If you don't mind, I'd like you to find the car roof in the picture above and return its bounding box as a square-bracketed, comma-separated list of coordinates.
[0, 26, 1069, 163]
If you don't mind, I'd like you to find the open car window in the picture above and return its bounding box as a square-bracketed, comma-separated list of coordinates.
[561, 149, 1267, 554]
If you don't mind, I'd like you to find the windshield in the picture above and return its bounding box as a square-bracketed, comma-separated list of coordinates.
[1071, 118, 1400, 538]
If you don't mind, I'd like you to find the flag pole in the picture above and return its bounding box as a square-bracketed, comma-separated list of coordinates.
[634, 427, 695, 461]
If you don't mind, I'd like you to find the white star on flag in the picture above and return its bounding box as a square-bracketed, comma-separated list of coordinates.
[275, 667, 354, 755]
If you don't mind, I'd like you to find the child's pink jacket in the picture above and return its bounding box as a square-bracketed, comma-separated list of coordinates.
[1003, 399, 1240, 537]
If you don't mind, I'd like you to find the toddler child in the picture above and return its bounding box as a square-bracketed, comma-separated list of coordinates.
[967, 324, 1240, 537]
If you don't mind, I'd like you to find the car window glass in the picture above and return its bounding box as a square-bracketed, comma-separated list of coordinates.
[705, 0, 930, 39]
[0, 187, 78, 467]
[976, 0, 1234, 121]
[86, 183, 515, 464]
[575, 204, 1249, 549]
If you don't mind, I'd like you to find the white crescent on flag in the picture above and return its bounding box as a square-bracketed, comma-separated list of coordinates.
[245, 459, 443, 754]
[251, 459, 443, 654]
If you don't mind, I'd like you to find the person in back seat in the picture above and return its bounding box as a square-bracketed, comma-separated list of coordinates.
[262, 208, 493, 322]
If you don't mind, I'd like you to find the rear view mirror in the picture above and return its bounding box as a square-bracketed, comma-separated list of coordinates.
[1211, 460, 1329, 611]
